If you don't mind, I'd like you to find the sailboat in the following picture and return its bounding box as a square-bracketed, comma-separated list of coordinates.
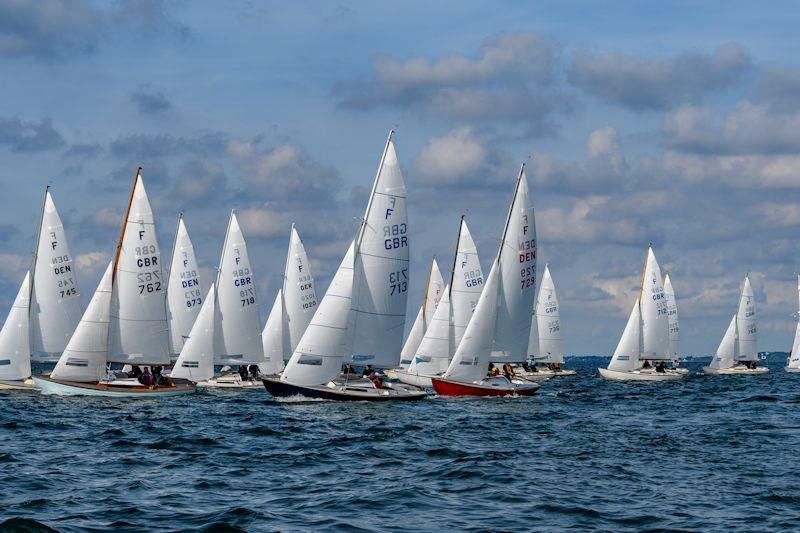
[703, 274, 768, 375]
[0, 187, 83, 389]
[663, 273, 688, 374]
[431, 165, 540, 397]
[166, 214, 204, 357]
[263, 131, 425, 401]
[396, 257, 445, 369]
[395, 217, 484, 387]
[786, 275, 800, 373]
[523, 264, 575, 378]
[260, 224, 318, 376]
[199, 210, 265, 387]
[599, 245, 685, 381]
[35, 169, 195, 396]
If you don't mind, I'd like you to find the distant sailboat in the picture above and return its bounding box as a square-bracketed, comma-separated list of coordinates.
[1, 187, 82, 389]
[599, 245, 684, 381]
[431, 164, 540, 397]
[785, 275, 800, 373]
[524, 264, 575, 378]
[260, 224, 318, 376]
[703, 274, 768, 375]
[35, 169, 195, 396]
[395, 217, 484, 387]
[397, 258, 444, 369]
[166, 214, 204, 356]
[263, 131, 425, 400]
[663, 273, 688, 374]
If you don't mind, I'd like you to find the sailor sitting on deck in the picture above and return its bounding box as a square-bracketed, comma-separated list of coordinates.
[362, 365, 374, 377]
[128, 365, 143, 379]
[642, 360, 652, 369]
[655, 362, 666, 373]
[248, 364, 260, 380]
[488, 363, 500, 376]
[502, 362, 515, 380]
[238, 365, 249, 381]
[138, 367, 154, 386]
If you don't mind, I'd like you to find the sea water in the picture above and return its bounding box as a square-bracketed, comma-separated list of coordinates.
[2, 357, 800, 532]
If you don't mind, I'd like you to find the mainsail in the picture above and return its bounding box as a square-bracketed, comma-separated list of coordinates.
[399, 258, 444, 367]
[788, 274, 800, 370]
[350, 132, 410, 368]
[444, 165, 536, 381]
[0, 272, 32, 381]
[166, 215, 204, 355]
[664, 273, 680, 360]
[214, 211, 264, 365]
[282, 224, 318, 359]
[30, 188, 82, 360]
[534, 264, 563, 364]
[109, 170, 171, 363]
[639, 246, 670, 360]
[50, 263, 113, 382]
[736, 275, 757, 361]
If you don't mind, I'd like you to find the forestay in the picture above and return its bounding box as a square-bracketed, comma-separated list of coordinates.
[350, 134, 410, 368]
[534, 265, 563, 364]
[664, 273, 680, 360]
[736, 275, 757, 361]
[172, 284, 216, 382]
[0, 272, 31, 381]
[109, 172, 171, 363]
[167, 216, 204, 355]
[282, 242, 355, 387]
[639, 246, 670, 360]
[51, 263, 113, 382]
[215, 211, 264, 365]
[607, 300, 642, 372]
[30, 189, 82, 359]
[399, 258, 444, 367]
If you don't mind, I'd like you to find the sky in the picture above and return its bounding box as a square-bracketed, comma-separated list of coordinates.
[1, 0, 800, 356]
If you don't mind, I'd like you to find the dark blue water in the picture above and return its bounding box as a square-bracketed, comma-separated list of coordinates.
[3, 358, 800, 532]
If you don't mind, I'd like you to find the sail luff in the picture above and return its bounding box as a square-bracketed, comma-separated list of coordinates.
[112, 168, 141, 285]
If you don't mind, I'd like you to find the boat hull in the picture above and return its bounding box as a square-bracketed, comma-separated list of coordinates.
[33, 376, 196, 397]
[430, 376, 540, 397]
[598, 368, 684, 381]
[702, 366, 770, 375]
[0, 378, 37, 390]
[785, 367, 800, 373]
[262, 377, 427, 401]
[198, 374, 262, 389]
[394, 369, 435, 388]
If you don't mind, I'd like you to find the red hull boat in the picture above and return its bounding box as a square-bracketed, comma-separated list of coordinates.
[431, 376, 539, 397]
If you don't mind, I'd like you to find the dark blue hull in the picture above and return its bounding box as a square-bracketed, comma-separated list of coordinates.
[262, 377, 426, 402]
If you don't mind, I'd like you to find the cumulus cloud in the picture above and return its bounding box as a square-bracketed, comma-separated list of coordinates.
[130, 84, 172, 116]
[0, 115, 64, 152]
[73, 251, 111, 271]
[336, 32, 577, 136]
[64, 142, 103, 158]
[109, 132, 228, 159]
[169, 159, 228, 206]
[753, 65, 800, 113]
[568, 42, 751, 110]
[0, 0, 190, 61]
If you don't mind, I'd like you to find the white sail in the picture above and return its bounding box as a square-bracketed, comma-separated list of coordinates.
[282, 242, 355, 386]
[260, 290, 285, 375]
[30, 188, 82, 359]
[607, 299, 642, 372]
[50, 263, 113, 382]
[109, 171, 170, 363]
[736, 275, 757, 361]
[215, 211, 264, 365]
[535, 265, 563, 364]
[399, 258, 444, 367]
[0, 272, 31, 381]
[788, 274, 800, 369]
[166, 215, 204, 355]
[445, 165, 536, 381]
[664, 273, 680, 360]
[171, 284, 216, 382]
[639, 246, 670, 360]
[450, 218, 483, 348]
[350, 134, 410, 368]
[283, 225, 318, 358]
[709, 314, 738, 370]
[408, 285, 453, 376]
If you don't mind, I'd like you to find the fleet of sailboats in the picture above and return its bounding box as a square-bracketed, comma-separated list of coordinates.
[2, 132, 796, 399]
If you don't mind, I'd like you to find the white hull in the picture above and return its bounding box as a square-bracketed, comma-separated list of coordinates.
[198, 373, 262, 388]
[521, 368, 576, 378]
[598, 367, 684, 381]
[702, 366, 769, 375]
[394, 369, 435, 388]
[33, 376, 196, 397]
[785, 367, 800, 373]
[0, 378, 37, 390]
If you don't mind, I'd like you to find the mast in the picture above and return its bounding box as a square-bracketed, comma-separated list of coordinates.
[112, 167, 142, 285]
[355, 130, 393, 255]
[448, 216, 464, 299]
[496, 163, 525, 265]
[217, 209, 235, 287]
[281, 223, 295, 309]
[166, 213, 183, 287]
[28, 186, 49, 322]
[421, 256, 436, 323]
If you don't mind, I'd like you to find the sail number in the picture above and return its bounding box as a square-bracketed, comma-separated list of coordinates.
[389, 269, 408, 295]
[137, 270, 162, 294]
[384, 224, 408, 250]
[464, 269, 483, 288]
[520, 265, 536, 289]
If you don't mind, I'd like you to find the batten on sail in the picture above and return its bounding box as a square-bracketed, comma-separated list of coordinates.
[0, 272, 32, 381]
[350, 133, 410, 368]
[108, 170, 171, 364]
[167, 215, 204, 355]
[30, 188, 83, 360]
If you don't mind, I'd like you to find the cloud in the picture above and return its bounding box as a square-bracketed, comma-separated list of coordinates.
[64, 142, 103, 158]
[73, 251, 111, 271]
[412, 127, 511, 188]
[568, 42, 751, 110]
[0, 115, 65, 152]
[0, 223, 18, 244]
[130, 84, 172, 116]
[0, 0, 190, 61]
[538, 195, 648, 246]
[753, 65, 800, 113]
[169, 159, 229, 206]
[336, 32, 577, 136]
[109, 132, 228, 159]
